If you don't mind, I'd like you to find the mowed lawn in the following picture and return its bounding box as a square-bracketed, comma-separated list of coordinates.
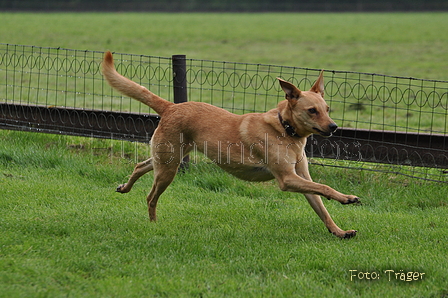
[1, 12, 448, 79]
[1, 12, 448, 297]
[1, 129, 447, 297]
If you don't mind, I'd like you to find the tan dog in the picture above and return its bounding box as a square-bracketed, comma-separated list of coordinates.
[102, 51, 360, 238]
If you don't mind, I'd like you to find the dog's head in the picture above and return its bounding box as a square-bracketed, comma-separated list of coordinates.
[278, 71, 337, 137]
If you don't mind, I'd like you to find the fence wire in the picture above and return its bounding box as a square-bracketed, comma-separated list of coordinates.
[1, 44, 447, 182]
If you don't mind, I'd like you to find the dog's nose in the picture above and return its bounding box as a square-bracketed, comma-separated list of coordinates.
[328, 123, 338, 132]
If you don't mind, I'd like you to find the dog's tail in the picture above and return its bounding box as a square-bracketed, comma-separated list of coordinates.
[102, 51, 173, 116]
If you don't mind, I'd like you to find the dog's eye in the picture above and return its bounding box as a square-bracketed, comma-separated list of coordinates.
[308, 108, 317, 114]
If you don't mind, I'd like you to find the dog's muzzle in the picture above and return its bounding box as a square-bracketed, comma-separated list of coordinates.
[314, 123, 338, 137]
[329, 123, 338, 133]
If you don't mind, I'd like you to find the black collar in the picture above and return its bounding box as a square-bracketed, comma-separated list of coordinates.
[278, 113, 300, 138]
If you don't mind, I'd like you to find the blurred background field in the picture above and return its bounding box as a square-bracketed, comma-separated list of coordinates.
[1, 12, 447, 79]
[1, 12, 447, 134]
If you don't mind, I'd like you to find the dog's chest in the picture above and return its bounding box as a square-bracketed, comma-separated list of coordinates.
[218, 163, 274, 182]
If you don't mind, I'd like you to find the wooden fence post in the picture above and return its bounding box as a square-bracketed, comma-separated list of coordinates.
[172, 54, 189, 171]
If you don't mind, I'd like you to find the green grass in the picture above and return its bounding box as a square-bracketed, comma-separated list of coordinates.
[1, 130, 448, 297]
[1, 12, 448, 79]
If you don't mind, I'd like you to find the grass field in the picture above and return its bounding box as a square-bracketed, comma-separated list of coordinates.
[1, 12, 448, 297]
[1, 130, 448, 297]
[1, 12, 448, 80]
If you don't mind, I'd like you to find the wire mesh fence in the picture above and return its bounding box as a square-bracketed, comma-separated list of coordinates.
[1, 43, 447, 182]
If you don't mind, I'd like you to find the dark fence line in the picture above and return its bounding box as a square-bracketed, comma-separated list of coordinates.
[0, 103, 159, 141]
[1, 0, 448, 12]
[0, 44, 447, 182]
[2, 103, 446, 171]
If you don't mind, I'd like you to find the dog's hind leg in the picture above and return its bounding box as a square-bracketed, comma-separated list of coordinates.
[117, 158, 154, 193]
[146, 163, 179, 221]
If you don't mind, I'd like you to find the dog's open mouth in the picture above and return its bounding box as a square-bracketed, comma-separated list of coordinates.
[313, 127, 333, 137]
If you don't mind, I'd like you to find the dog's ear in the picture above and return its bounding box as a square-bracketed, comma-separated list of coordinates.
[310, 70, 324, 97]
[277, 78, 302, 100]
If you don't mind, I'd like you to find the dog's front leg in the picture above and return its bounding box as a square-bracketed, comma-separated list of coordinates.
[277, 175, 358, 238]
[303, 193, 357, 238]
[274, 158, 359, 238]
[294, 158, 358, 238]
[284, 153, 361, 205]
[278, 174, 360, 205]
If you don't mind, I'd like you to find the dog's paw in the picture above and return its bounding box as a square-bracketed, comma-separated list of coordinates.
[343, 230, 357, 239]
[329, 229, 357, 239]
[341, 195, 360, 205]
[116, 184, 128, 193]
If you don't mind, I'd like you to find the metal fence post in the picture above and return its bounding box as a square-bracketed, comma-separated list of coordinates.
[172, 55, 189, 171]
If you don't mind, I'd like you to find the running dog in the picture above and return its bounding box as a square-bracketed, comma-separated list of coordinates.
[102, 51, 360, 238]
